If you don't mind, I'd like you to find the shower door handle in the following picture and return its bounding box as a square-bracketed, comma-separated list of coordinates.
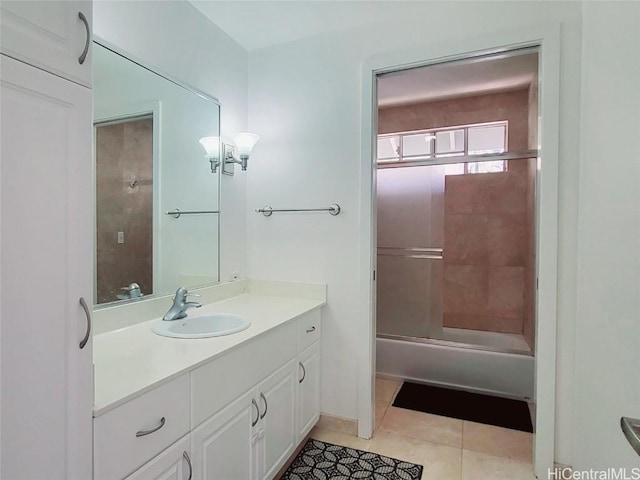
[621, 417, 640, 456]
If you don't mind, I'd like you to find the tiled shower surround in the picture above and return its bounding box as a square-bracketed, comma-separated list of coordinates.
[96, 118, 153, 304]
[377, 87, 537, 349]
[442, 159, 535, 338]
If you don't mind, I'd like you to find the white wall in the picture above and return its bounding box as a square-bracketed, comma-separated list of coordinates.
[246, 1, 582, 464]
[94, 0, 249, 283]
[573, 2, 640, 469]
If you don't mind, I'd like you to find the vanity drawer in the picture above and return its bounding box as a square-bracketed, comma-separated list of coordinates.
[297, 309, 321, 351]
[94, 374, 190, 480]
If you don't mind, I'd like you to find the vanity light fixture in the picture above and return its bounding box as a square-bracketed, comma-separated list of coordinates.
[222, 132, 260, 175]
[198, 136, 221, 173]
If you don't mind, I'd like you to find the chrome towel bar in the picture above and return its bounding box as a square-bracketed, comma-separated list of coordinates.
[256, 204, 341, 217]
[377, 246, 444, 260]
[166, 208, 220, 219]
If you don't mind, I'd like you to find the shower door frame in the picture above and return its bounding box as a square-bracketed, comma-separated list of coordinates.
[359, 26, 561, 478]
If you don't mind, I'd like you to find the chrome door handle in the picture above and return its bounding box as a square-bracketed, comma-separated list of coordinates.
[299, 361, 306, 384]
[79, 297, 91, 349]
[77, 11, 90, 65]
[135, 417, 166, 437]
[259, 393, 268, 419]
[251, 399, 259, 427]
[621, 417, 640, 456]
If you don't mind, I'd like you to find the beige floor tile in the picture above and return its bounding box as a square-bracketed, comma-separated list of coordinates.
[369, 430, 462, 480]
[379, 406, 463, 448]
[376, 377, 402, 406]
[308, 426, 372, 451]
[461, 450, 535, 480]
[375, 403, 389, 431]
[463, 421, 533, 462]
[315, 414, 358, 436]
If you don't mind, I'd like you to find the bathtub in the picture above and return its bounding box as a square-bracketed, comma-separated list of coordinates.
[376, 335, 534, 400]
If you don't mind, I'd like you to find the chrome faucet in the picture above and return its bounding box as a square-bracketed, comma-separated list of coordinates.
[163, 287, 202, 321]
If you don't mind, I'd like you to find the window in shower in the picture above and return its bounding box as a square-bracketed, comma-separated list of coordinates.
[377, 121, 508, 174]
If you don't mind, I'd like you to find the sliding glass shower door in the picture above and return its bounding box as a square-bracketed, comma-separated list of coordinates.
[376, 165, 445, 339]
[376, 155, 537, 355]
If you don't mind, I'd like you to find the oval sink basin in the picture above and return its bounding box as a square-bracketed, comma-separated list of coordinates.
[152, 313, 250, 339]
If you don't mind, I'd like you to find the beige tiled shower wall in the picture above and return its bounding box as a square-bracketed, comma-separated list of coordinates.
[442, 161, 534, 335]
[378, 89, 536, 340]
[96, 118, 153, 304]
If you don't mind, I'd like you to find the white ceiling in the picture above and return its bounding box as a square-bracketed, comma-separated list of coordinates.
[377, 52, 538, 107]
[188, 1, 430, 51]
[189, 1, 538, 106]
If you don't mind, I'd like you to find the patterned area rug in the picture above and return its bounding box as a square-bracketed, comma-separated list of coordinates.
[279, 438, 423, 480]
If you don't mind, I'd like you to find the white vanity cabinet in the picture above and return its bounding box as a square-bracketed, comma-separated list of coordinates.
[1, 34, 93, 480]
[297, 341, 321, 441]
[191, 389, 257, 480]
[256, 359, 298, 480]
[0, 0, 92, 86]
[94, 307, 323, 480]
[190, 310, 321, 480]
[296, 309, 322, 441]
[190, 359, 298, 480]
[125, 436, 193, 480]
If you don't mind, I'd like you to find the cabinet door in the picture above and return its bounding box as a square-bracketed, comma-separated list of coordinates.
[191, 388, 257, 480]
[258, 360, 297, 480]
[0, 55, 93, 480]
[126, 436, 192, 480]
[0, 0, 92, 87]
[297, 342, 321, 441]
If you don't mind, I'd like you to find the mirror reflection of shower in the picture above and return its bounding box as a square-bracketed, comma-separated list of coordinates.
[375, 49, 539, 356]
[95, 115, 154, 304]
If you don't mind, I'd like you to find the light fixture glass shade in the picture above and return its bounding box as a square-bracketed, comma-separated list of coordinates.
[199, 136, 220, 157]
[232, 132, 260, 157]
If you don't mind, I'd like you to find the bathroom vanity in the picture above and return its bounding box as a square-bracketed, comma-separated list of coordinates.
[93, 281, 325, 480]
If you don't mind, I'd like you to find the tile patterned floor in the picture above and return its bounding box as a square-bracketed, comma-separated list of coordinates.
[309, 376, 536, 480]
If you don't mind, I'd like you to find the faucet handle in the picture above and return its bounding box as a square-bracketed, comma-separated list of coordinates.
[174, 287, 200, 302]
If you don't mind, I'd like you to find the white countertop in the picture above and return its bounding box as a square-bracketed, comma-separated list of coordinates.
[93, 292, 325, 416]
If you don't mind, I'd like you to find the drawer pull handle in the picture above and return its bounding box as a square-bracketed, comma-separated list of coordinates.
[78, 11, 90, 65]
[259, 393, 268, 419]
[299, 361, 306, 383]
[306, 326, 316, 333]
[79, 297, 91, 349]
[251, 399, 259, 427]
[183, 451, 193, 480]
[135, 417, 166, 437]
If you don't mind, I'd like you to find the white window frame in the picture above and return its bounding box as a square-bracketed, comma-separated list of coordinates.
[377, 120, 509, 173]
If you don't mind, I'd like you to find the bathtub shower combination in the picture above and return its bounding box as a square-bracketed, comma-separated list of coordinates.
[375, 153, 537, 402]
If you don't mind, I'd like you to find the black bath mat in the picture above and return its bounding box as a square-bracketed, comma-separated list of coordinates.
[279, 438, 423, 479]
[393, 382, 533, 432]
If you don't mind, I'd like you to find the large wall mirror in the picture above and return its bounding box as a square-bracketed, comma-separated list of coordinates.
[93, 41, 221, 306]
